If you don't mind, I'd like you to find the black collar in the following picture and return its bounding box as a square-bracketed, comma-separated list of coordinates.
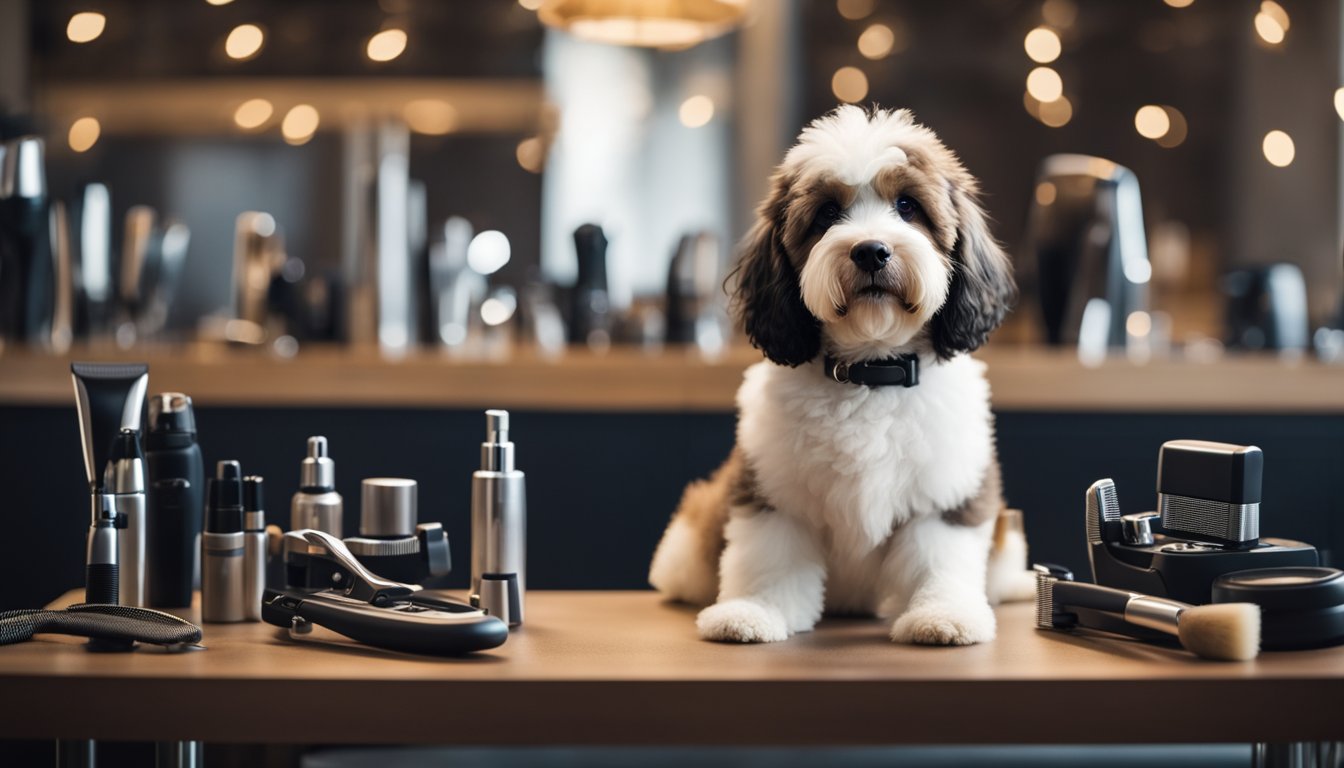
[823, 354, 920, 387]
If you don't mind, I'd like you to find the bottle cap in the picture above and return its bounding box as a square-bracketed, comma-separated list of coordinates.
[300, 436, 336, 491]
[148, 393, 196, 435]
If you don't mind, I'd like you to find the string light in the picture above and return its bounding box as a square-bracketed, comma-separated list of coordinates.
[233, 99, 273, 130]
[1036, 182, 1057, 206]
[836, 0, 875, 21]
[678, 95, 715, 127]
[1040, 0, 1077, 29]
[66, 12, 106, 43]
[367, 29, 408, 62]
[403, 100, 457, 135]
[1254, 2, 1288, 46]
[831, 67, 869, 103]
[1155, 106, 1188, 148]
[1260, 1, 1290, 31]
[1038, 95, 1072, 127]
[1024, 27, 1061, 63]
[858, 24, 896, 59]
[516, 138, 545, 173]
[1134, 105, 1170, 139]
[68, 117, 101, 153]
[1262, 130, 1294, 167]
[225, 24, 264, 60]
[1026, 67, 1063, 102]
[281, 105, 319, 145]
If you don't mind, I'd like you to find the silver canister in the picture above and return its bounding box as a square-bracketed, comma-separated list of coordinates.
[201, 531, 245, 623]
[202, 461, 247, 623]
[470, 410, 526, 626]
[360, 478, 417, 538]
[291, 436, 343, 536]
[242, 476, 267, 621]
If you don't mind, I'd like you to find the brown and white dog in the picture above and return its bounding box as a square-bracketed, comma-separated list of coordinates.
[648, 106, 1032, 645]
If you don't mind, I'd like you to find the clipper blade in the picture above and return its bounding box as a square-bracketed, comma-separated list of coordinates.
[1032, 563, 1076, 629]
[1085, 479, 1121, 545]
[1034, 570, 1056, 629]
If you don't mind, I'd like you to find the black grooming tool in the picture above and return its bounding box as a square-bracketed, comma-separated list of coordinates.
[264, 530, 507, 656]
[1086, 440, 1317, 605]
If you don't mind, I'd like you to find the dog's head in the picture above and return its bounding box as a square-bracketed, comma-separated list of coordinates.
[734, 106, 1014, 365]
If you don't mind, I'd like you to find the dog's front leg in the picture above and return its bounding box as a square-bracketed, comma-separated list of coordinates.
[886, 514, 996, 646]
[696, 509, 825, 643]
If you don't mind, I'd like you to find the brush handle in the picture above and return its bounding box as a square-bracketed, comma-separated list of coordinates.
[1053, 581, 1136, 614]
[1055, 580, 1191, 636]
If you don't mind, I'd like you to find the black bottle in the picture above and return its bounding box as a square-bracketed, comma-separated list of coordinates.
[145, 393, 204, 608]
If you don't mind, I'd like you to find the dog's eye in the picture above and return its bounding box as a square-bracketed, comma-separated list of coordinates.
[814, 201, 842, 230]
[895, 195, 919, 222]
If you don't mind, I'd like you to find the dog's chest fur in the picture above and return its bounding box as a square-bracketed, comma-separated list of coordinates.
[736, 355, 994, 555]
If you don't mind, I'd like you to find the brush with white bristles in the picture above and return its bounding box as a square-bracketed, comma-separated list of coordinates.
[1035, 569, 1261, 661]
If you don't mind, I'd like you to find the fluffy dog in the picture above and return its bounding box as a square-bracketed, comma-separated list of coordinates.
[649, 106, 1031, 645]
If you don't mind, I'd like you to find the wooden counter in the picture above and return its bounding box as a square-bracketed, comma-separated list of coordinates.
[1, 590, 1341, 745]
[1, 344, 1341, 413]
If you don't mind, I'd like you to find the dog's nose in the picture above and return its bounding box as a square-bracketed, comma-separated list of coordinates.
[850, 240, 892, 273]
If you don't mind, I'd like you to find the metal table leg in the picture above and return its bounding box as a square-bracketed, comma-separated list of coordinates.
[156, 740, 203, 768]
[55, 739, 94, 768]
[1254, 742, 1344, 768]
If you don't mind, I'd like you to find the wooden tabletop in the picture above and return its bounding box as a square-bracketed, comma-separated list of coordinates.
[2, 344, 1343, 413]
[2, 590, 1342, 745]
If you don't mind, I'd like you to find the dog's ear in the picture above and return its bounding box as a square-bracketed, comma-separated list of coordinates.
[929, 181, 1016, 359]
[732, 173, 821, 367]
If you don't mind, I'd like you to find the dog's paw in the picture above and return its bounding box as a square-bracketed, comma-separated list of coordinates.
[697, 599, 790, 643]
[890, 602, 996, 646]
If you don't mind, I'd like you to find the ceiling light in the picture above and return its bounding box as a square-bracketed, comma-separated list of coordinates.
[537, 0, 747, 48]
[1163, 0, 1194, 7]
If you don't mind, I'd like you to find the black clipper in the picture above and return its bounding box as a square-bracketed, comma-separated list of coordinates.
[264, 530, 507, 656]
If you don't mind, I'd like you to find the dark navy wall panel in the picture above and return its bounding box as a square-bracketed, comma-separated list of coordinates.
[0, 405, 1337, 610]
